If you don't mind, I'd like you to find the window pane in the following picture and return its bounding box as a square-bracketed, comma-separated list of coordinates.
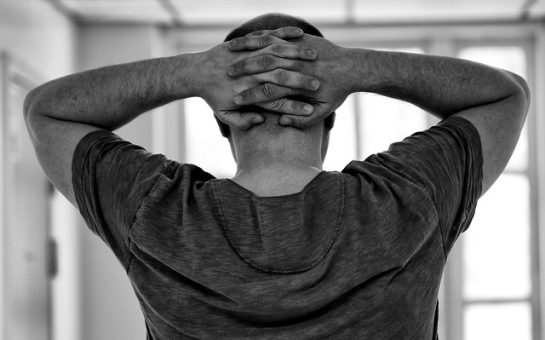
[462, 174, 531, 299]
[359, 94, 429, 155]
[458, 46, 527, 172]
[358, 47, 430, 156]
[323, 95, 357, 170]
[507, 123, 529, 173]
[184, 98, 236, 177]
[465, 302, 532, 340]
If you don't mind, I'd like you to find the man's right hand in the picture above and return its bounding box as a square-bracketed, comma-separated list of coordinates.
[226, 32, 356, 129]
[194, 27, 322, 130]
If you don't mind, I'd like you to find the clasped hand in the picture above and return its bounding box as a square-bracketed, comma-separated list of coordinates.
[199, 27, 352, 130]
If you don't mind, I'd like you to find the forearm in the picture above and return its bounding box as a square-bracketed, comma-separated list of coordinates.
[24, 53, 198, 130]
[347, 48, 526, 118]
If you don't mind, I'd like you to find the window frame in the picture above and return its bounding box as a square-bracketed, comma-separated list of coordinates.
[168, 21, 544, 340]
[450, 39, 539, 340]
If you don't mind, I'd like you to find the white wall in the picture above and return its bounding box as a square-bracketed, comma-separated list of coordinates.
[0, 2, 78, 340]
[1, 4, 169, 339]
[0, 0, 76, 80]
[77, 23, 168, 340]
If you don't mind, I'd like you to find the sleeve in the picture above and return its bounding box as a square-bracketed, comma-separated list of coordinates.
[71, 129, 171, 269]
[352, 116, 483, 255]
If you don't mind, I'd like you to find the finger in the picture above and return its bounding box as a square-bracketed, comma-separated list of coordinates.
[246, 30, 267, 37]
[234, 83, 298, 106]
[245, 27, 303, 39]
[215, 111, 264, 131]
[257, 99, 314, 116]
[228, 56, 300, 77]
[274, 27, 304, 39]
[278, 106, 328, 129]
[229, 35, 277, 51]
[263, 43, 317, 60]
[279, 114, 319, 129]
[253, 69, 320, 91]
[230, 38, 317, 60]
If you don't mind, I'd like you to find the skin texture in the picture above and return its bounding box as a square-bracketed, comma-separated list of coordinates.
[23, 25, 321, 204]
[222, 16, 347, 195]
[230, 29, 530, 196]
[228, 111, 329, 196]
[24, 13, 530, 205]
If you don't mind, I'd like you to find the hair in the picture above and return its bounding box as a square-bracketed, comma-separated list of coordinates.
[215, 13, 336, 138]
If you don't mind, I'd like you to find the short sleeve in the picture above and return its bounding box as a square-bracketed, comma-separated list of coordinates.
[72, 130, 170, 269]
[350, 116, 483, 255]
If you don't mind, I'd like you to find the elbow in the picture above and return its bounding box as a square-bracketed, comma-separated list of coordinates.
[507, 72, 531, 112]
[23, 86, 53, 141]
[23, 86, 42, 122]
[24, 85, 54, 127]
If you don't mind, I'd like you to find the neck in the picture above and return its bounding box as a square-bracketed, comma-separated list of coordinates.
[230, 127, 325, 196]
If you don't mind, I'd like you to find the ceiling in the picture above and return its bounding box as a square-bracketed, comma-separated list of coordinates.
[48, 0, 545, 26]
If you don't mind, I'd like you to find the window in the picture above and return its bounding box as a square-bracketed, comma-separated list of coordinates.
[455, 45, 535, 340]
[179, 27, 540, 340]
[184, 97, 237, 177]
[324, 46, 431, 171]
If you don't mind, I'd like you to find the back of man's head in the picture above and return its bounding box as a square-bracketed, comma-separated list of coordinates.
[215, 13, 335, 139]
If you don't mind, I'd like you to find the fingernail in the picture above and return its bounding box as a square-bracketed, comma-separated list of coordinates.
[311, 80, 320, 90]
[227, 66, 235, 76]
[281, 117, 292, 125]
[303, 104, 313, 114]
[253, 116, 263, 124]
[234, 95, 243, 104]
[229, 40, 238, 49]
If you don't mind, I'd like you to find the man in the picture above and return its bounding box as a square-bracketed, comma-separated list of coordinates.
[24, 13, 529, 340]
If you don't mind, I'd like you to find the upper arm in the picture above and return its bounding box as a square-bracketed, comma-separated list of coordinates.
[450, 72, 530, 196]
[347, 116, 484, 253]
[25, 111, 102, 208]
[25, 108, 173, 267]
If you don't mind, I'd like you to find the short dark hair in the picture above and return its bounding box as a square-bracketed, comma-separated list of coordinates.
[224, 13, 324, 42]
[215, 13, 335, 138]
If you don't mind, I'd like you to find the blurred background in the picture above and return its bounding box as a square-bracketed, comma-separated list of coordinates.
[1, 0, 544, 339]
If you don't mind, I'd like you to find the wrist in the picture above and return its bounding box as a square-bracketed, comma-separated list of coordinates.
[169, 52, 204, 99]
[185, 48, 222, 103]
[343, 47, 381, 94]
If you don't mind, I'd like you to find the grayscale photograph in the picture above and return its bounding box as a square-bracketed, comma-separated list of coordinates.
[0, 0, 542, 339]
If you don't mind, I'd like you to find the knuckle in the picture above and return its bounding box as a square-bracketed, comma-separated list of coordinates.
[270, 30, 281, 38]
[261, 83, 277, 99]
[243, 35, 251, 47]
[259, 55, 275, 70]
[296, 118, 311, 128]
[285, 59, 299, 70]
[271, 44, 284, 56]
[290, 101, 303, 112]
[299, 47, 316, 59]
[270, 98, 287, 111]
[259, 35, 274, 48]
[274, 70, 289, 85]
[240, 89, 255, 102]
[233, 60, 246, 73]
[228, 38, 240, 49]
